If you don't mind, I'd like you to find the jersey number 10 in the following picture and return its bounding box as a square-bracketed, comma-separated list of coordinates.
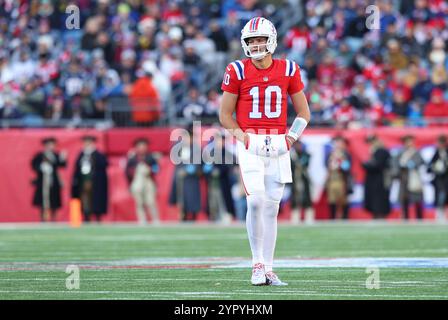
[249, 86, 282, 119]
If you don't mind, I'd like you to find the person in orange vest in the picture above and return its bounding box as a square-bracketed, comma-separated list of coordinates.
[129, 63, 161, 125]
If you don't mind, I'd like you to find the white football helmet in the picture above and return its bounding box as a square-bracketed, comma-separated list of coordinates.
[241, 17, 277, 60]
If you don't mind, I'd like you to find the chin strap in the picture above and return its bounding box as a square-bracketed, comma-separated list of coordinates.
[287, 117, 308, 141]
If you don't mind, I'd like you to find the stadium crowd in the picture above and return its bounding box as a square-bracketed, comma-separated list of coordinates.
[0, 0, 448, 127]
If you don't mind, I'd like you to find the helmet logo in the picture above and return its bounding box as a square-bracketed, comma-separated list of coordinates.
[250, 17, 261, 32]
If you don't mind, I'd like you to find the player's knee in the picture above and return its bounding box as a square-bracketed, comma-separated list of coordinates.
[247, 192, 264, 213]
[265, 189, 283, 203]
[247, 189, 265, 200]
[263, 199, 281, 218]
[264, 179, 285, 202]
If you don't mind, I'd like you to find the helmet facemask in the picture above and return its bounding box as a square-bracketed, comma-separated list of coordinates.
[241, 35, 277, 60]
[242, 38, 267, 60]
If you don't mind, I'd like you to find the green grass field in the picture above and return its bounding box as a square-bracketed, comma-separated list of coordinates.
[0, 222, 447, 300]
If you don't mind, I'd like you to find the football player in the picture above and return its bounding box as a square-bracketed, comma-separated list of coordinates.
[219, 17, 311, 286]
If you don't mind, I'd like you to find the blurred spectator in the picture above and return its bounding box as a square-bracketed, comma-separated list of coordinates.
[393, 135, 425, 220]
[203, 89, 222, 121]
[202, 132, 236, 223]
[129, 65, 160, 125]
[362, 135, 392, 219]
[162, 2, 186, 25]
[35, 51, 59, 85]
[365, 102, 385, 127]
[208, 20, 229, 70]
[427, 135, 448, 221]
[391, 89, 410, 119]
[325, 136, 352, 220]
[428, 37, 446, 66]
[334, 98, 355, 129]
[423, 88, 448, 122]
[126, 138, 160, 225]
[0, 76, 21, 119]
[11, 50, 36, 86]
[349, 75, 378, 111]
[169, 131, 202, 221]
[186, 3, 209, 30]
[284, 22, 311, 66]
[183, 41, 205, 88]
[412, 69, 434, 103]
[379, 2, 398, 33]
[400, 24, 424, 58]
[402, 62, 420, 89]
[31, 137, 67, 222]
[96, 31, 115, 66]
[141, 60, 171, 107]
[207, 19, 225, 45]
[179, 87, 207, 121]
[71, 85, 96, 121]
[290, 141, 314, 225]
[159, 49, 184, 84]
[190, 30, 216, 69]
[408, 100, 425, 127]
[81, 17, 101, 51]
[137, 16, 157, 52]
[344, 4, 369, 45]
[154, 22, 172, 48]
[45, 87, 68, 121]
[386, 39, 409, 70]
[59, 58, 89, 99]
[71, 135, 108, 222]
[18, 76, 46, 119]
[117, 49, 138, 83]
[93, 60, 121, 100]
[430, 64, 448, 88]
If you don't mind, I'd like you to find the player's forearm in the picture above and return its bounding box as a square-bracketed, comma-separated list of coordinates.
[294, 110, 311, 123]
[288, 92, 311, 141]
[292, 94, 311, 123]
[219, 91, 245, 142]
[219, 114, 246, 143]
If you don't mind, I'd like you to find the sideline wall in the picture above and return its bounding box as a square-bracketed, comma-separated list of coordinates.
[0, 127, 444, 222]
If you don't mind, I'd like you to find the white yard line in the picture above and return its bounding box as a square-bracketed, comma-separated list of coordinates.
[0, 289, 447, 299]
[2, 257, 448, 270]
[1, 278, 447, 284]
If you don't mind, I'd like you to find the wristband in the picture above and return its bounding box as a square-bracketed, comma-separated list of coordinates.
[287, 117, 308, 141]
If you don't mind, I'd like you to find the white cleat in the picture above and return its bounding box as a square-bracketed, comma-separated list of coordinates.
[251, 263, 267, 286]
[265, 271, 288, 286]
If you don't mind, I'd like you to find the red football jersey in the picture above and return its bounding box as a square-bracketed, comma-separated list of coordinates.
[221, 58, 304, 134]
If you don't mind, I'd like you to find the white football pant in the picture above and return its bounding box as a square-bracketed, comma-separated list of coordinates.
[236, 135, 292, 272]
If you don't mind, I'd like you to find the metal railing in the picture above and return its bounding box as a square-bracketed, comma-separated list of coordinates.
[2, 107, 447, 129]
[105, 96, 168, 127]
